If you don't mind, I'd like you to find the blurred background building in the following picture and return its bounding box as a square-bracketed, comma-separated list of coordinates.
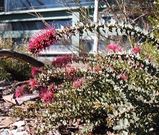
[0, 0, 97, 56]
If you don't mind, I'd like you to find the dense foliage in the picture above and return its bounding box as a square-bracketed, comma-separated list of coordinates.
[11, 43, 159, 134]
[3, 1, 159, 134]
[0, 58, 31, 81]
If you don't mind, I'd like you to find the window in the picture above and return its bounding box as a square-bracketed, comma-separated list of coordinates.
[0, 23, 12, 31]
[6, 0, 94, 11]
[7, 0, 60, 11]
[0, 0, 4, 11]
[102, 16, 112, 23]
[7, 0, 63, 11]
[11, 19, 72, 31]
[62, 0, 94, 6]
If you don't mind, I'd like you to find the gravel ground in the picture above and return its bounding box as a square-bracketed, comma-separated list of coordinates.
[0, 80, 31, 135]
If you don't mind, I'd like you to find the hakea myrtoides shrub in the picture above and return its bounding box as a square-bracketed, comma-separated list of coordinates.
[13, 21, 159, 134]
[28, 28, 57, 54]
[27, 22, 159, 55]
[11, 43, 159, 135]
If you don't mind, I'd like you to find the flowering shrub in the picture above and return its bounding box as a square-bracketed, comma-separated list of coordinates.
[15, 85, 25, 98]
[10, 22, 159, 135]
[132, 46, 141, 54]
[12, 49, 159, 135]
[0, 58, 31, 81]
[28, 28, 57, 54]
[106, 43, 122, 53]
[28, 79, 39, 90]
[39, 87, 54, 103]
[31, 67, 42, 77]
[72, 78, 84, 89]
[52, 55, 73, 67]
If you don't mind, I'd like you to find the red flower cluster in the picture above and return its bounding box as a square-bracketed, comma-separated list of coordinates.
[119, 73, 128, 81]
[65, 65, 77, 77]
[52, 55, 72, 67]
[106, 43, 122, 53]
[28, 79, 38, 90]
[73, 78, 84, 89]
[28, 28, 57, 54]
[31, 67, 42, 77]
[39, 86, 54, 103]
[15, 85, 25, 98]
[132, 46, 141, 54]
[92, 65, 102, 73]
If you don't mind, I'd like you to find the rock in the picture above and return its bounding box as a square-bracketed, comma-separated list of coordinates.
[0, 86, 5, 99]
[11, 129, 28, 135]
[0, 100, 14, 115]
[17, 126, 25, 132]
[12, 121, 25, 128]
[0, 117, 16, 129]
[15, 93, 39, 105]
[2, 94, 16, 104]
[3, 93, 39, 105]
[0, 80, 9, 87]
[10, 120, 29, 135]
[0, 129, 10, 135]
[0, 128, 29, 135]
[0, 119, 30, 135]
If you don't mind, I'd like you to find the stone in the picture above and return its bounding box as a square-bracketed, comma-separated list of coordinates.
[15, 93, 39, 105]
[0, 117, 16, 129]
[11, 130, 28, 135]
[3, 93, 39, 105]
[2, 94, 16, 104]
[0, 129, 10, 135]
[12, 121, 25, 128]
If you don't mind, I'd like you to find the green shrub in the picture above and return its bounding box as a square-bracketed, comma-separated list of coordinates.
[11, 51, 159, 134]
[0, 58, 31, 81]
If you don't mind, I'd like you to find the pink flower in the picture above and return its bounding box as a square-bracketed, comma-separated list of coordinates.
[28, 28, 57, 54]
[52, 55, 72, 67]
[31, 67, 42, 77]
[40, 87, 54, 103]
[48, 83, 55, 91]
[28, 79, 38, 89]
[15, 85, 25, 98]
[93, 65, 102, 73]
[119, 73, 128, 81]
[65, 65, 77, 76]
[73, 78, 84, 89]
[106, 43, 122, 53]
[132, 46, 141, 54]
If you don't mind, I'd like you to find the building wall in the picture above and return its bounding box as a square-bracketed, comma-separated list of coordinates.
[0, 0, 94, 54]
